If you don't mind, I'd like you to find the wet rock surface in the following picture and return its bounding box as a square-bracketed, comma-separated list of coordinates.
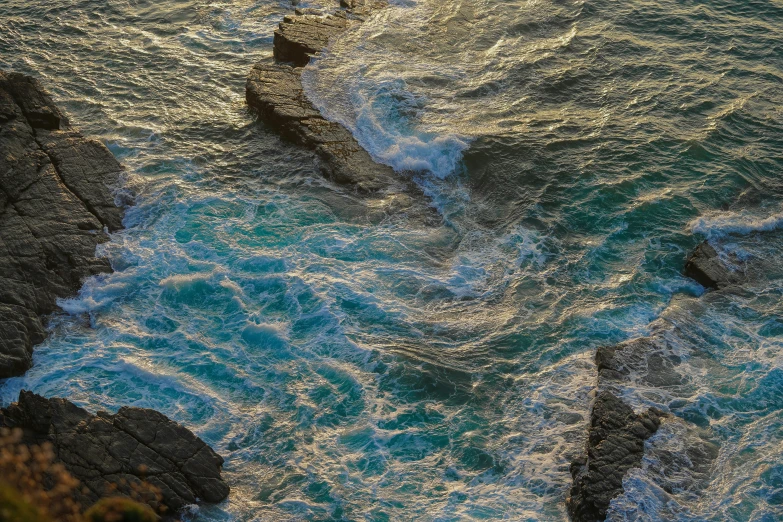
[567, 391, 663, 522]
[246, 63, 401, 193]
[596, 337, 686, 389]
[273, 13, 350, 66]
[0, 390, 229, 513]
[684, 240, 742, 289]
[568, 236, 751, 520]
[0, 71, 128, 378]
[247, 0, 406, 194]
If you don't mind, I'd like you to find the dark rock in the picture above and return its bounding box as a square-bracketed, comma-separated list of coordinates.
[0, 390, 229, 513]
[273, 13, 350, 66]
[567, 391, 663, 522]
[0, 71, 128, 378]
[246, 63, 402, 193]
[0, 73, 67, 130]
[272, 0, 387, 66]
[684, 241, 741, 289]
[249, 1, 410, 194]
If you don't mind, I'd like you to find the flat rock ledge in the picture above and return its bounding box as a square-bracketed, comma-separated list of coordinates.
[247, 1, 404, 193]
[0, 391, 229, 514]
[567, 391, 662, 522]
[273, 12, 350, 66]
[0, 71, 129, 378]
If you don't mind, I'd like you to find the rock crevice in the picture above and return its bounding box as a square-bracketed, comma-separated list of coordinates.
[0, 391, 230, 513]
[0, 71, 128, 378]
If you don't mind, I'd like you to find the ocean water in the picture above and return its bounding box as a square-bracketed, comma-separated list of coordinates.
[1, 0, 782, 520]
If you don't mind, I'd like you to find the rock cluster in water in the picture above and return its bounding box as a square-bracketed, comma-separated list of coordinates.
[0, 72, 127, 378]
[247, 0, 413, 194]
[567, 241, 740, 520]
[0, 391, 230, 512]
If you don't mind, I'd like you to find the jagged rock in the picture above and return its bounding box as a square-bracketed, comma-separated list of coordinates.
[273, 13, 350, 66]
[0, 391, 229, 513]
[0, 72, 128, 378]
[684, 241, 742, 289]
[567, 391, 663, 522]
[246, 63, 401, 192]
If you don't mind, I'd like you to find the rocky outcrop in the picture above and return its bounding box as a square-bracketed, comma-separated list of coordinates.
[247, 0, 404, 193]
[596, 337, 685, 389]
[568, 392, 663, 522]
[246, 63, 401, 192]
[0, 391, 229, 514]
[273, 13, 350, 66]
[0, 71, 128, 378]
[272, 0, 385, 66]
[566, 338, 670, 521]
[683, 240, 742, 289]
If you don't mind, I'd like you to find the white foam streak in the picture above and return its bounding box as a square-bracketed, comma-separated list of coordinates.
[353, 106, 470, 178]
[690, 210, 783, 240]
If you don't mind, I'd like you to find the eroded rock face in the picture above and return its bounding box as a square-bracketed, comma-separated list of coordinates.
[567, 391, 663, 522]
[684, 241, 742, 289]
[246, 63, 401, 192]
[0, 391, 229, 513]
[273, 13, 350, 66]
[0, 71, 128, 378]
[248, 1, 407, 194]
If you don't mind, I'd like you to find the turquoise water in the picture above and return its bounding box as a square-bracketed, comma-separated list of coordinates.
[1, 0, 783, 520]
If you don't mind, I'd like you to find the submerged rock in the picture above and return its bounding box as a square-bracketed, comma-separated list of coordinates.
[683, 240, 742, 289]
[596, 337, 685, 388]
[567, 391, 663, 522]
[0, 72, 128, 378]
[0, 391, 229, 513]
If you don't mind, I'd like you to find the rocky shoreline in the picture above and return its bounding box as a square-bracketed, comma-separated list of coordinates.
[246, 4, 749, 519]
[0, 71, 127, 378]
[567, 242, 743, 521]
[0, 72, 229, 516]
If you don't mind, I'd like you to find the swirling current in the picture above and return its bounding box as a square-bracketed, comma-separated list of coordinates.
[2, 0, 783, 520]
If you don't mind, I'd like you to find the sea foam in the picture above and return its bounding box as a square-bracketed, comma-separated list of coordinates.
[303, 71, 471, 179]
[690, 210, 783, 240]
